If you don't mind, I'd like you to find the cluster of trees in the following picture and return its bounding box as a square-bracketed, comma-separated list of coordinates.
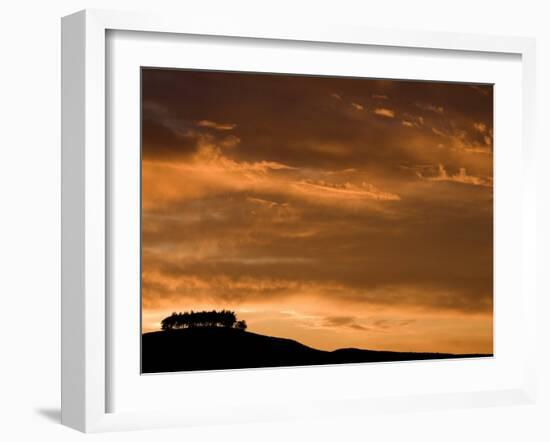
[161, 310, 247, 331]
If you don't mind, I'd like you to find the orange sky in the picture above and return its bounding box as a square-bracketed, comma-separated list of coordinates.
[141, 69, 493, 354]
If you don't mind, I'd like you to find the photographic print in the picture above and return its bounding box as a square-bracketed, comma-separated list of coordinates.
[141, 69, 493, 374]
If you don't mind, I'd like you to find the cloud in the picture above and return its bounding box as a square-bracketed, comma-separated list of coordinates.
[192, 143, 295, 173]
[402, 113, 424, 128]
[401, 120, 414, 128]
[142, 101, 197, 148]
[142, 271, 304, 308]
[292, 179, 401, 201]
[449, 129, 492, 155]
[351, 102, 364, 111]
[473, 122, 487, 133]
[321, 316, 416, 333]
[304, 143, 353, 158]
[246, 197, 300, 223]
[143, 134, 401, 212]
[142, 258, 493, 316]
[141, 103, 242, 160]
[424, 123, 492, 155]
[142, 249, 493, 312]
[330, 92, 342, 100]
[325, 168, 358, 175]
[195, 119, 237, 130]
[141, 142, 295, 209]
[416, 102, 444, 114]
[322, 316, 369, 331]
[373, 108, 395, 118]
[370, 318, 416, 330]
[462, 146, 492, 154]
[416, 164, 493, 187]
[431, 127, 447, 137]
[372, 94, 389, 100]
[219, 134, 241, 149]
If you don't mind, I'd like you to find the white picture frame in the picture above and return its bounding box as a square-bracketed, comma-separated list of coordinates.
[61, 9, 537, 433]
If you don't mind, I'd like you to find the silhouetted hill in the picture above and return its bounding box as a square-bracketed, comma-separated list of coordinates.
[141, 327, 492, 373]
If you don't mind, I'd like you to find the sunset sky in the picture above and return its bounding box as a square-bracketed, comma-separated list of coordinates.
[141, 69, 493, 355]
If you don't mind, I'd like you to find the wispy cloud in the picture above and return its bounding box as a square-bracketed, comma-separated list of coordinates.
[246, 197, 300, 223]
[372, 94, 389, 100]
[416, 102, 444, 114]
[351, 102, 364, 111]
[431, 127, 447, 137]
[322, 316, 370, 331]
[373, 108, 395, 118]
[325, 168, 358, 175]
[292, 179, 401, 201]
[416, 164, 493, 187]
[143, 139, 400, 212]
[425, 123, 492, 155]
[473, 122, 487, 133]
[219, 134, 241, 149]
[195, 120, 237, 131]
[402, 113, 424, 128]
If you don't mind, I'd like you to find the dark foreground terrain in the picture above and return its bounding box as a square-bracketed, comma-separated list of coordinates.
[141, 327, 492, 373]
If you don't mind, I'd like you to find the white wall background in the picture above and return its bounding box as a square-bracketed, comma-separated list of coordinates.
[0, 1, 548, 440]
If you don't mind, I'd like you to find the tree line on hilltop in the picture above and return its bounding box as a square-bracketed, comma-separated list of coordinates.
[161, 310, 247, 331]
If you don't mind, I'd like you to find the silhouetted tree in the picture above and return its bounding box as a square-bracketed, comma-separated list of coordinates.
[161, 312, 178, 331]
[235, 320, 247, 331]
[160, 310, 243, 330]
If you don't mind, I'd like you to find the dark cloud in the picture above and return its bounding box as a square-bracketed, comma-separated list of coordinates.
[141, 184, 492, 315]
[141, 117, 199, 160]
[322, 316, 369, 331]
[142, 69, 493, 170]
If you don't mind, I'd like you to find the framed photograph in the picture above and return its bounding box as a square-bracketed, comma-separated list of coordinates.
[61, 9, 537, 433]
[139, 68, 495, 374]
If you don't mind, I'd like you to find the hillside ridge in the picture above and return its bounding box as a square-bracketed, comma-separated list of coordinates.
[141, 327, 492, 373]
